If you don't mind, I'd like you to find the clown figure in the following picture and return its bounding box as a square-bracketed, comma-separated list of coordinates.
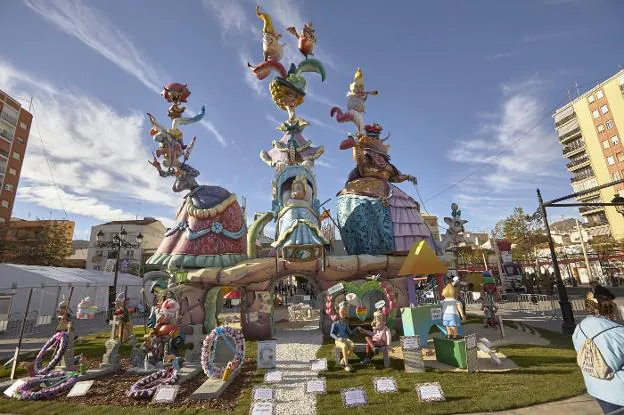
[440, 283, 466, 339]
[356, 308, 391, 364]
[330, 301, 355, 372]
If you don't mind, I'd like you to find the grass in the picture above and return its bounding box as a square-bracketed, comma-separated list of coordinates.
[315, 328, 585, 415]
[0, 328, 264, 415]
[0, 323, 586, 414]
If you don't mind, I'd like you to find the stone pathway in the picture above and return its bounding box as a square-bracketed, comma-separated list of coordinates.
[254, 321, 322, 415]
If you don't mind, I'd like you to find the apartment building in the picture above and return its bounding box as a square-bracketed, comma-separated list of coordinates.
[553, 69, 624, 239]
[422, 214, 441, 243]
[85, 218, 165, 271]
[0, 91, 32, 224]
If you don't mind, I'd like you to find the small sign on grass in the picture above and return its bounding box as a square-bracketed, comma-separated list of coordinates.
[67, 380, 94, 397]
[305, 377, 326, 394]
[341, 387, 368, 407]
[152, 385, 179, 403]
[373, 377, 397, 394]
[416, 382, 445, 402]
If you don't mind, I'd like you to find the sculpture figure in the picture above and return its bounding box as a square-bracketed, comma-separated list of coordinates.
[331, 69, 436, 255]
[256, 5, 284, 62]
[330, 302, 355, 372]
[113, 293, 133, 343]
[356, 308, 391, 364]
[440, 283, 466, 339]
[55, 299, 73, 333]
[145, 83, 247, 270]
[286, 22, 316, 58]
[481, 272, 501, 328]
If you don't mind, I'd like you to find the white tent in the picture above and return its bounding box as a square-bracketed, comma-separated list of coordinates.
[0, 264, 147, 317]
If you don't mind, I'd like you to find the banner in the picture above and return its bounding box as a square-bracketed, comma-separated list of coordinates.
[103, 259, 116, 273]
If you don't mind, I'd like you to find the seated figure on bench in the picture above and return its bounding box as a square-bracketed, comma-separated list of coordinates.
[330, 301, 355, 372]
[357, 308, 391, 364]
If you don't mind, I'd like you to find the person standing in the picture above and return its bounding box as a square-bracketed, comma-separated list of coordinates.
[573, 313, 624, 413]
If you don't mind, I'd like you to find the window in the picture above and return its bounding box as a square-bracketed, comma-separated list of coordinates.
[606, 119, 614, 129]
[614, 171, 623, 181]
[596, 90, 604, 99]
[597, 124, 605, 133]
[618, 152, 624, 162]
[19, 122, 27, 130]
[93, 265, 100, 271]
[0, 200, 9, 208]
[12, 152, 20, 161]
[603, 140, 610, 149]
[16, 136, 24, 144]
[8, 168, 16, 175]
[588, 95, 595, 103]
[607, 155, 615, 165]
[612, 135, 620, 145]
[0, 149, 7, 158]
[593, 110, 600, 119]
[601, 104, 609, 114]
[4, 184, 13, 192]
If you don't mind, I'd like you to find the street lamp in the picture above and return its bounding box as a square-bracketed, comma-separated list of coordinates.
[611, 194, 624, 217]
[96, 226, 143, 320]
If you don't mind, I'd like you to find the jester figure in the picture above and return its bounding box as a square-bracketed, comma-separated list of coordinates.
[481, 272, 501, 328]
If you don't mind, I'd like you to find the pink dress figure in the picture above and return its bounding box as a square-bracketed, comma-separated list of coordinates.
[357, 309, 391, 364]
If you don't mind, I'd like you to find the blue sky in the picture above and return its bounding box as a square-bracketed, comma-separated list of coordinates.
[1, 0, 623, 240]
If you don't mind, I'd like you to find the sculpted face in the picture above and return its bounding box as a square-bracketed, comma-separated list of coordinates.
[339, 306, 348, 319]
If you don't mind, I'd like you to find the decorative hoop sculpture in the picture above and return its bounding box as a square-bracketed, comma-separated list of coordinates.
[201, 326, 245, 379]
[14, 371, 78, 400]
[34, 331, 68, 375]
[126, 366, 180, 399]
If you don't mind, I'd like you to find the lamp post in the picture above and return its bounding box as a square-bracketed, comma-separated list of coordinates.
[612, 194, 624, 217]
[96, 226, 143, 321]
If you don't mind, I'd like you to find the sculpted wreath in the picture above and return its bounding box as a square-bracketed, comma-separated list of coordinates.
[14, 371, 78, 400]
[201, 326, 245, 379]
[34, 331, 68, 375]
[126, 366, 180, 399]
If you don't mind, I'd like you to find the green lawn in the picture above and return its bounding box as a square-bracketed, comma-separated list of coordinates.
[315, 328, 584, 415]
[0, 323, 586, 414]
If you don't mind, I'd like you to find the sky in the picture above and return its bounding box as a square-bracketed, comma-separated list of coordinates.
[1, 0, 623, 241]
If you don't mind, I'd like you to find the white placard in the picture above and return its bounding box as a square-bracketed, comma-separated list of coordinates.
[253, 387, 274, 401]
[374, 300, 386, 309]
[373, 377, 397, 393]
[305, 378, 326, 394]
[264, 370, 282, 383]
[152, 385, 179, 403]
[430, 307, 442, 321]
[342, 387, 368, 407]
[248, 312, 259, 323]
[67, 380, 94, 397]
[257, 340, 277, 369]
[416, 382, 445, 402]
[250, 401, 274, 415]
[310, 358, 328, 372]
[304, 295, 311, 301]
[400, 336, 421, 350]
[328, 283, 345, 295]
[3, 379, 26, 397]
[103, 258, 116, 273]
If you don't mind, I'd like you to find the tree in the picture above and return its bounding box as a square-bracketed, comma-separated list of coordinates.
[493, 207, 549, 262]
[0, 221, 72, 266]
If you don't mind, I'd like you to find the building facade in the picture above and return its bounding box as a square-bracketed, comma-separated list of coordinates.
[85, 218, 165, 272]
[0, 218, 74, 265]
[553, 69, 624, 239]
[0, 91, 32, 224]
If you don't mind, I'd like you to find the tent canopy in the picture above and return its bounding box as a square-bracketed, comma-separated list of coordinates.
[0, 263, 144, 289]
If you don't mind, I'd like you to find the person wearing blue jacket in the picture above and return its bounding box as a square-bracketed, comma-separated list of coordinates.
[573, 314, 624, 414]
[330, 301, 355, 372]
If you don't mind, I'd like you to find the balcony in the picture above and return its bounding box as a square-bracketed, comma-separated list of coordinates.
[571, 176, 599, 193]
[554, 105, 575, 127]
[571, 172, 594, 183]
[557, 119, 581, 143]
[563, 141, 586, 158]
[586, 223, 611, 237]
[0, 111, 17, 126]
[566, 156, 590, 171]
[579, 205, 604, 215]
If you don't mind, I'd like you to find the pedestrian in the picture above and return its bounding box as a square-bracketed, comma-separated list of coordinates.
[573, 306, 624, 413]
[590, 280, 616, 302]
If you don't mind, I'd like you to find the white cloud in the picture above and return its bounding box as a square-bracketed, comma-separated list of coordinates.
[484, 51, 519, 61]
[201, 0, 258, 37]
[22, 0, 226, 146]
[1, 60, 184, 225]
[446, 75, 563, 199]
